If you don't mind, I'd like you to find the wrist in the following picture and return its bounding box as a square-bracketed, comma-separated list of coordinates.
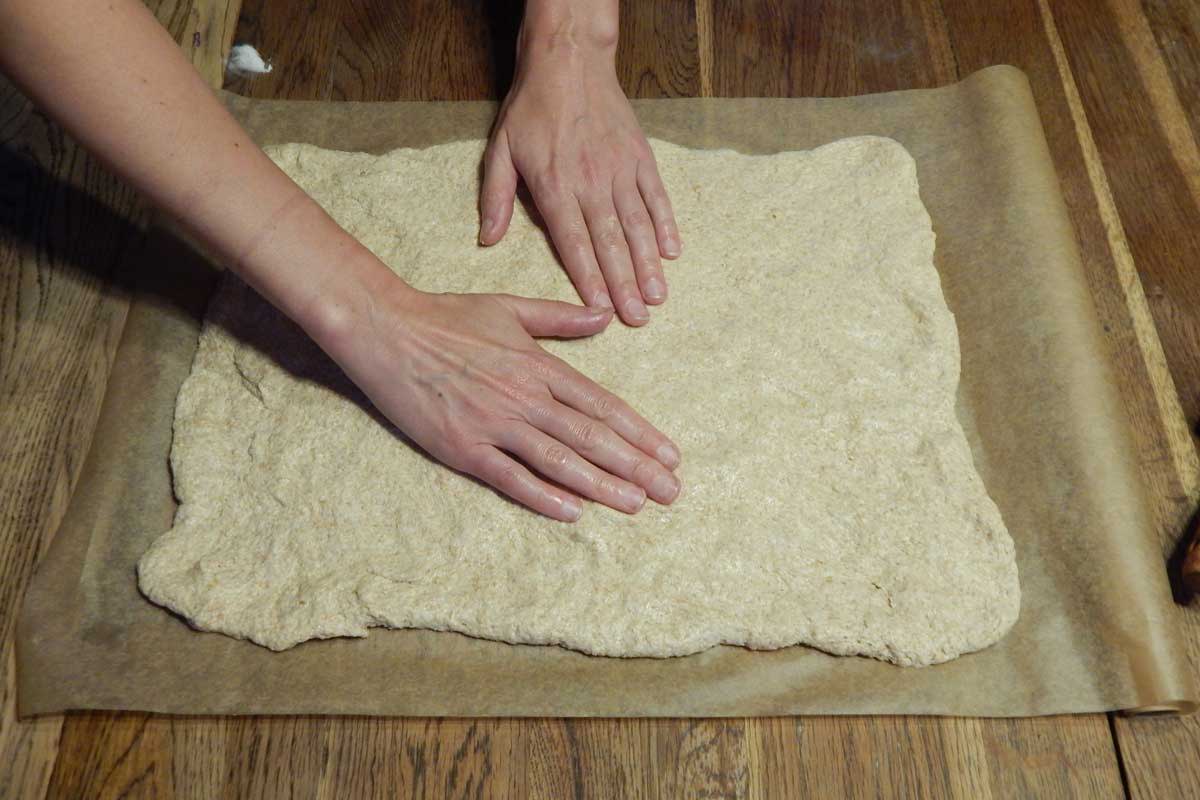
[518, 0, 618, 69]
[299, 248, 423, 361]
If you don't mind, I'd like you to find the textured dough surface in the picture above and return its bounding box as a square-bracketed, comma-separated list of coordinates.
[138, 137, 1020, 666]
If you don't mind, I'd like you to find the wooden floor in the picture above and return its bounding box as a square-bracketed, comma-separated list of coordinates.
[3, 0, 1200, 797]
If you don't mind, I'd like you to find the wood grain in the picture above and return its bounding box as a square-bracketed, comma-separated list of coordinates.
[942, 0, 1200, 796]
[706, 0, 958, 97]
[1050, 0, 1200, 445]
[703, 2, 1129, 796]
[1040, 1, 1200, 795]
[944, 0, 1200, 611]
[0, 74, 140, 800]
[184, 0, 242, 87]
[0, 1, 235, 798]
[1035, 0, 1200, 546]
[227, 0, 697, 101]
[7, 0, 1200, 797]
[40, 714, 1128, 799]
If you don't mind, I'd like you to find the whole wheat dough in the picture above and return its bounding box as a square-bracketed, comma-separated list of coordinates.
[138, 137, 1020, 666]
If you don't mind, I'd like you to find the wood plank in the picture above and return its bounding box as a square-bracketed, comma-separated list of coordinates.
[0, 2, 237, 798]
[944, 0, 1200, 625]
[0, 73, 143, 800]
[1048, 0, 1200, 462]
[331, 1, 514, 101]
[702, 1, 1125, 796]
[1036, 0, 1200, 548]
[24, 0, 1200, 795]
[0, 650, 61, 800]
[1041, 1, 1200, 794]
[43, 713, 1126, 799]
[1141, 0, 1200, 144]
[707, 0, 958, 97]
[226, 0, 698, 101]
[615, 1, 701, 98]
[750, 716, 1124, 799]
[944, 0, 1200, 796]
[221, 0, 344, 100]
[48, 713, 173, 798]
[184, 0, 243, 88]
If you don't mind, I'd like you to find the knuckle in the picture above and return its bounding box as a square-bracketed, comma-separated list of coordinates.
[443, 428, 476, 456]
[509, 366, 534, 389]
[637, 258, 663, 277]
[591, 392, 614, 421]
[561, 231, 592, 261]
[525, 402, 554, 425]
[498, 378, 532, 406]
[634, 426, 658, 450]
[463, 449, 491, 474]
[612, 280, 640, 300]
[585, 284, 610, 305]
[592, 214, 624, 245]
[621, 207, 652, 229]
[542, 443, 572, 469]
[630, 457, 657, 484]
[524, 351, 558, 381]
[596, 226, 625, 252]
[494, 463, 521, 490]
[571, 420, 601, 452]
[591, 474, 619, 497]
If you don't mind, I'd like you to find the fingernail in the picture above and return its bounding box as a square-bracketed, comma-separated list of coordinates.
[619, 485, 646, 512]
[663, 229, 681, 258]
[656, 443, 681, 468]
[643, 276, 666, 303]
[561, 495, 582, 521]
[593, 292, 614, 310]
[623, 298, 650, 324]
[650, 472, 680, 503]
[480, 217, 494, 244]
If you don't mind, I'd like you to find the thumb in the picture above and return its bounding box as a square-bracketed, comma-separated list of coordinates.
[479, 131, 518, 246]
[500, 295, 614, 339]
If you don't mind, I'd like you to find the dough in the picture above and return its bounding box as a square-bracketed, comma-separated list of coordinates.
[138, 137, 1020, 666]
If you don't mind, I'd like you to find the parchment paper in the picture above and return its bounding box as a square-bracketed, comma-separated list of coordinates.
[17, 66, 1197, 716]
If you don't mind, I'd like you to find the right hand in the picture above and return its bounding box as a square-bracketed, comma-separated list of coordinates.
[320, 283, 682, 522]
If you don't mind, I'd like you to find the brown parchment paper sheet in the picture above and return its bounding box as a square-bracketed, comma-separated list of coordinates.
[17, 66, 1197, 717]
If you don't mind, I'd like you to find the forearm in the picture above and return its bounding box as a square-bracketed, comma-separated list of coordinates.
[0, 0, 402, 345]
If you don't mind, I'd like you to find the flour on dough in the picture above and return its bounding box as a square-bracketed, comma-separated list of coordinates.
[138, 137, 1020, 666]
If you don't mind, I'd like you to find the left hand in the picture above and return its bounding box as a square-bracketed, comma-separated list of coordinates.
[478, 39, 682, 327]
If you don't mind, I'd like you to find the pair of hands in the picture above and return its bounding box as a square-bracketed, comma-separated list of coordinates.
[332, 44, 683, 522]
[0, 0, 671, 522]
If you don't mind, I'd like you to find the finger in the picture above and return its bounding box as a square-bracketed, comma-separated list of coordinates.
[548, 366, 681, 469]
[479, 132, 518, 246]
[470, 445, 583, 522]
[580, 193, 649, 326]
[533, 186, 612, 310]
[529, 400, 680, 505]
[613, 170, 667, 305]
[496, 295, 613, 338]
[501, 425, 646, 514]
[636, 158, 681, 259]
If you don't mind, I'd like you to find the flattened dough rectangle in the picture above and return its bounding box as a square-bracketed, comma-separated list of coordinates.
[138, 137, 1020, 666]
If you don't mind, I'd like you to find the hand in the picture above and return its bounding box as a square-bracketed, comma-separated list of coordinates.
[323, 285, 682, 521]
[479, 39, 681, 327]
